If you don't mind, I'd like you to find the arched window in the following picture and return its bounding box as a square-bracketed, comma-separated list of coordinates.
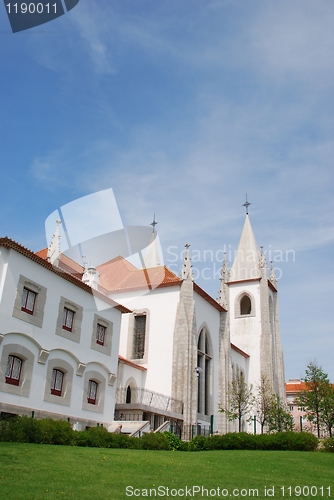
[126, 385, 132, 404]
[240, 295, 252, 315]
[87, 380, 98, 405]
[5, 355, 22, 386]
[51, 369, 64, 396]
[197, 328, 212, 416]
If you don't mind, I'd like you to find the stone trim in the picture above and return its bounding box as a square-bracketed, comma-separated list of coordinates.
[43, 358, 73, 406]
[0, 343, 35, 397]
[126, 309, 150, 364]
[90, 314, 113, 356]
[81, 370, 106, 414]
[55, 296, 83, 343]
[234, 291, 256, 318]
[12, 275, 47, 328]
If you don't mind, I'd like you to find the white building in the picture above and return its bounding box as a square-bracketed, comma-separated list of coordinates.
[0, 237, 129, 429]
[0, 212, 285, 438]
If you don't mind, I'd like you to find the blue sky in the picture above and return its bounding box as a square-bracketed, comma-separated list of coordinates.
[1, 0, 334, 381]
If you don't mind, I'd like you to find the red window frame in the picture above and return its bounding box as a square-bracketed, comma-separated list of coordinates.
[62, 307, 74, 331]
[96, 324, 106, 346]
[5, 355, 22, 386]
[51, 369, 64, 396]
[87, 380, 98, 405]
[21, 287, 36, 315]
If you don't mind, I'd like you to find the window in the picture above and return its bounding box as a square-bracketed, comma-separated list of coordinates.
[126, 385, 132, 403]
[5, 356, 22, 386]
[289, 406, 294, 411]
[132, 315, 146, 359]
[13, 276, 47, 328]
[51, 369, 64, 396]
[56, 297, 83, 343]
[21, 288, 37, 315]
[197, 328, 212, 416]
[96, 324, 106, 346]
[240, 295, 252, 315]
[87, 380, 98, 405]
[62, 308, 74, 332]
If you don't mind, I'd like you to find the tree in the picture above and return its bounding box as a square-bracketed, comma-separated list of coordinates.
[254, 374, 274, 434]
[219, 371, 255, 432]
[268, 395, 294, 432]
[297, 361, 334, 438]
[319, 383, 334, 437]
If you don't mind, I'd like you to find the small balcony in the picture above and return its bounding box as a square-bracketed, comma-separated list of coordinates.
[115, 387, 184, 419]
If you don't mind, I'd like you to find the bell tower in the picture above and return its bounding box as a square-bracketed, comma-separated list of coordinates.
[227, 200, 285, 399]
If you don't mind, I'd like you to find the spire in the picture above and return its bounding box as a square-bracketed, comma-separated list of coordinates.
[181, 243, 193, 281]
[269, 261, 278, 287]
[143, 231, 161, 268]
[259, 245, 267, 269]
[47, 219, 62, 266]
[230, 215, 260, 281]
[150, 213, 158, 233]
[217, 252, 229, 308]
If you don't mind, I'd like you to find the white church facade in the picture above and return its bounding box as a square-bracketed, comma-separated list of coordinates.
[0, 212, 285, 438]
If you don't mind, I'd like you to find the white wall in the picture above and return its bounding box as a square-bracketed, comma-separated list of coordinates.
[0, 247, 123, 425]
[113, 286, 181, 397]
[229, 281, 262, 388]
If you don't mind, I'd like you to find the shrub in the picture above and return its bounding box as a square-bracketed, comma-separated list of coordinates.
[259, 432, 318, 452]
[139, 432, 171, 450]
[163, 432, 188, 451]
[0, 416, 27, 443]
[0, 416, 74, 445]
[187, 432, 318, 452]
[188, 435, 210, 451]
[38, 419, 74, 445]
[323, 437, 334, 453]
[75, 426, 112, 448]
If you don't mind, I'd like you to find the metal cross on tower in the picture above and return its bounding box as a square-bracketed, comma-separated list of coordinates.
[242, 194, 252, 214]
[150, 214, 158, 233]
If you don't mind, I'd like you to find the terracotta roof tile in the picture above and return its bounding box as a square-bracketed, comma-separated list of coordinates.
[231, 343, 250, 358]
[118, 355, 147, 371]
[36, 248, 85, 276]
[286, 382, 308, 392]
[96, 256, 181, 292]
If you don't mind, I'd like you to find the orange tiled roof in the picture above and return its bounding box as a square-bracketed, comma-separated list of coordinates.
[96, 256, 181, 292]
[37, 248, 226, 311]
[118, 355, 147, 371]
[36, 248, 85, 276]
[286, 381, 308, 392]
[231, 343, 250, 358]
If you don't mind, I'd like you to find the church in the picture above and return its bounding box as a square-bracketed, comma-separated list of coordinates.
[0, 199, 285, 439]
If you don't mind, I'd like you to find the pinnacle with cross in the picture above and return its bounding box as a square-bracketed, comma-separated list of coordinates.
[242, 194, 251, 214]
[150, 214, 158, 233]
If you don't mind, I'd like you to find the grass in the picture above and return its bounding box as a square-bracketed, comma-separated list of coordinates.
[0, 443, 333, 499]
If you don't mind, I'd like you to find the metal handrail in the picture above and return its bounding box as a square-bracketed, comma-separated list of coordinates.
[116, 387, 184, 415]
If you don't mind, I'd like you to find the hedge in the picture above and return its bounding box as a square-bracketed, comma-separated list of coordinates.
[0, 417, 321, 452]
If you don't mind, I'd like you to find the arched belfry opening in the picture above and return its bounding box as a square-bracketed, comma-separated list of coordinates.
[197, 327, 213, 416]
[240, 294, 252, 315]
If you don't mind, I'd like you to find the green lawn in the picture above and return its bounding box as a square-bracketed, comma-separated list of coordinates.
[0, 443, 333, 499]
